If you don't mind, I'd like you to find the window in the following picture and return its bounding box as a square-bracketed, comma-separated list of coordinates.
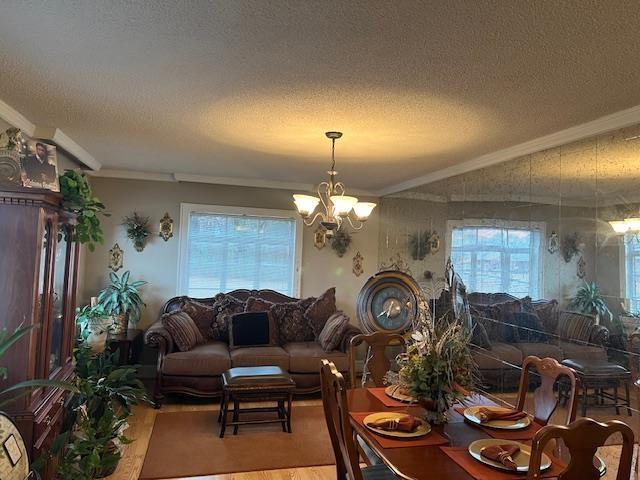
[178, 204, 302, 298]
[448, 222, 543, 297]
[624, 235, 640, 313]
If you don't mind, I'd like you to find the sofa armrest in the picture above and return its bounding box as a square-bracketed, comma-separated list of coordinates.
[588, 324, 609, 347]
[339, 324, 363, 353]
[144, 320, 174, 354]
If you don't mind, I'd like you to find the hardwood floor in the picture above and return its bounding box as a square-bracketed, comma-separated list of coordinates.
[107, 394, 637, 480]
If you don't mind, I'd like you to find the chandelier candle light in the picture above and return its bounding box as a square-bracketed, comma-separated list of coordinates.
[293, 132, 376, 233]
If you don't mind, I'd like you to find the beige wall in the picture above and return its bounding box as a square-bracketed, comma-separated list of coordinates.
[81, 177, 379, 329]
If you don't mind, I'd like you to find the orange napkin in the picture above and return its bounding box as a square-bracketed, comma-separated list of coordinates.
[368, 414, 421, 432]
[480, 444, 520, 470]
[477, 407, 527, 423]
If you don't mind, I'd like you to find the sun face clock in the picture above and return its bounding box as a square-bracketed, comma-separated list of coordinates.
[356, 269, 424, 334]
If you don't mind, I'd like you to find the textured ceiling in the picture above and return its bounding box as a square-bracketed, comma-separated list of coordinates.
[2, 1, 640, 191]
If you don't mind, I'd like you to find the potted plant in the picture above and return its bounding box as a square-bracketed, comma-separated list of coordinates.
[97, 271, 147, 334]
[389, 299, 476, 424]
[59, 170, 109, 252]
[76, 305, 113, 354]
[42, 344, 148, 479]
[569, 281, 612, 325]
[0, 325, 77, 407]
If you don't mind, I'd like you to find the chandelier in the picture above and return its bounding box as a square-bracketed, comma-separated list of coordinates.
[293, 131, 376, 232]
[609, 218, 640, 242]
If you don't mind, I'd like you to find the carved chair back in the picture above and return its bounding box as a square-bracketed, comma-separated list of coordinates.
[349, 332, 406, 388]
[516, 356, 578, 426]
[527, 418, 634, 480]
[320, 360, 363, 480]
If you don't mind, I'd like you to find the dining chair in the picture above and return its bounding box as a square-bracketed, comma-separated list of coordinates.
[349, 332, 406, 389]
[527, 417, 635, 480]
[516, 355, 578, 426]
[320, 359, 397, 480]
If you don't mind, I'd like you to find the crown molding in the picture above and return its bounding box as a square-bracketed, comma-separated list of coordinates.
[0, 99, 36, 136]
[377, 103, 640, 196]
[33, 127, 101, 171]
[86, 168, 176, 182]
[172, 173, 314, 191]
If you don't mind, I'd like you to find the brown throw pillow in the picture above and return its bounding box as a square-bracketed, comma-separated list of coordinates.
[210, 294, 246, 343]
[161, 311, 205, 352]
[318, 311, 350, 352]
[271, 297, 316, 344]
[305, 287, 337, 338]
[245, 296, 279, 345]
[180, 299, 216, 340]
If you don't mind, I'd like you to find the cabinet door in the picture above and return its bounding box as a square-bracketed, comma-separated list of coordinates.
[34, 217, 55, 380]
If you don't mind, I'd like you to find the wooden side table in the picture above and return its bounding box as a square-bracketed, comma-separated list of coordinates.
[107, 328, 144, 365]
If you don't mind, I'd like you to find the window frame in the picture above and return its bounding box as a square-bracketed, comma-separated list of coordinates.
[445, 219, 545, 297]
[623, 235, 640, 313]
[177, 203, 303, 298]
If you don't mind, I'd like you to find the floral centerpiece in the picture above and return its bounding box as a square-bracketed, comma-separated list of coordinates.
[391, 298, 476, 424]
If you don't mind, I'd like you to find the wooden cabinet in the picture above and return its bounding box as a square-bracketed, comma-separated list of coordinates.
[0, 187, 79, 479]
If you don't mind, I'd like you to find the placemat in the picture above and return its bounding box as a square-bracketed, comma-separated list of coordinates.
[440, 446, 565, 480]
[454, 407, 542, 441]
[367, 387, 416, 408]
[350, 412, 449, 448]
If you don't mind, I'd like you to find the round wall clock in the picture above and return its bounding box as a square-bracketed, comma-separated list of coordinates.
[356, 269, 424, 333]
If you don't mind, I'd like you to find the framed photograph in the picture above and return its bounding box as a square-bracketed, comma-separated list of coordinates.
[21, 140, 59, 191]
[3, 434, 22, 466]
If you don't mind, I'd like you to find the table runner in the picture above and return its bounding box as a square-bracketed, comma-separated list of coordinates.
[440, 446, 565, 480]
[350, 412, 449, 448]
[454, 406, 542, 441]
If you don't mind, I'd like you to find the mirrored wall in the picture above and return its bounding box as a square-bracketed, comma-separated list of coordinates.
[378, 123, 640, 432]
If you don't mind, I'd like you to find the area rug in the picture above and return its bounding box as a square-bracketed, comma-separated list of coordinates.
[139, 406, 335, 479]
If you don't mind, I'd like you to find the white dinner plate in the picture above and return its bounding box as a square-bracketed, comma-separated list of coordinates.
[463, 405, 531, 430]
[468, 439, 551, 473]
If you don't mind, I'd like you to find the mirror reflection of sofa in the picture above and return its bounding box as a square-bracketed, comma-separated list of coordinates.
[468, 293, 609, 389]
[144, 288, 361, 407]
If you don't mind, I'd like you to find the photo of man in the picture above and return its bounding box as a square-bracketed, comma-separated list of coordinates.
[21, 140, 59, 191]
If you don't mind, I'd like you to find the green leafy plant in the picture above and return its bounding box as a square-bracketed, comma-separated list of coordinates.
[97, 271, 147, 325]
[59, 170, 109, 252]
[569, 281, 613, 321]
[76, 304, 112, 341]
[40, 344, 148, 479]
[122, 212, 151, 252]
[330, 228, 352, 257]
[390, 299, 476, 424]
[0, 324, 77, 408]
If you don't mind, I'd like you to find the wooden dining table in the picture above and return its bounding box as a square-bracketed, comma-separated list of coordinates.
[347, 388, 526, 480]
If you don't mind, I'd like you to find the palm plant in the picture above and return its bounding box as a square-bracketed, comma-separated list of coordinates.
[97, 271, 147, 325]
[569, 281, 613, 321]
[0, 324, 77, 408]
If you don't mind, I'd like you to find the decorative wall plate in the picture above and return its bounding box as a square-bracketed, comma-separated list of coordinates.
[0, 413, 29, 480]
[314, 225, 326, 249]
[353, 251, 364, 277]
[108, 243, 124, 272]
[0, 149, 22, 187]
[357, 269, 424, 333]
[159, 212, 174, 241]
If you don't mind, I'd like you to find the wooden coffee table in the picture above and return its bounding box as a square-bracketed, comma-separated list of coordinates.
[218, 366, 296, 438]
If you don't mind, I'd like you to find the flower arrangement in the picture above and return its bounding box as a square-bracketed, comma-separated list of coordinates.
[330, 228, 352, 257]
[122, 212, 151, 252]
[392, 298, 476, 424]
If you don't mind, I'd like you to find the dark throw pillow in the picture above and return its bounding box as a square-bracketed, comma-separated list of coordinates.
[305, 287, 337, 338]
[245, 296, 278, 345]
[161, 311, 205, 352]
[229, 312, 271, 349]
[511, 311, 548, 343]
[271, 298, 316, 344]
[210, 294, 246, 343]
[318, 311, 350, 352]
[180, 299, 216, 340]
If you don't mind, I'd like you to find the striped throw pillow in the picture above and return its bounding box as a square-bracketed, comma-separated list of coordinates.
[162, 311, 205, 352]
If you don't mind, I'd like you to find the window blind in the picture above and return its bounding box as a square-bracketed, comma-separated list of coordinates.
[625, 235, 640, 313]
[184, 211, 297, 298]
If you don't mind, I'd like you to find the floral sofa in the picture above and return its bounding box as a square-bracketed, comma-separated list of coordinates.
[468, 293, 609, 388]
[144, 288, 360, 407]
